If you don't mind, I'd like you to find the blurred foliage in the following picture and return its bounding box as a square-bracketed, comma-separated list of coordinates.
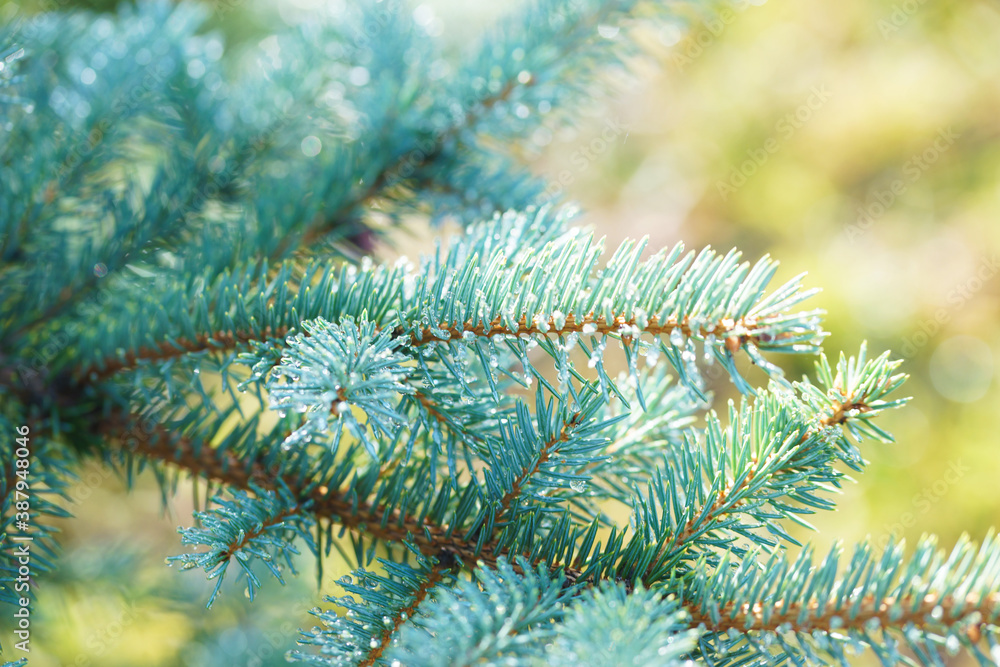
[550, 0, 1000, 562]
[4, 0, 998, 664]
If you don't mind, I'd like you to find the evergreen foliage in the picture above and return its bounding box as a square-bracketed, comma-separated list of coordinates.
[1, 0, 997, 665]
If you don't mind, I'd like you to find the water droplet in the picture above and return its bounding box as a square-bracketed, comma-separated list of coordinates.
[93, 262, 108, 277]
[644, 344, 660, 368]
[552, 310, 567, 330]
[569, 479, 587, 493]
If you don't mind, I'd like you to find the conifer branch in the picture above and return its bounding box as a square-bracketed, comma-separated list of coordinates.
[689, 590, 1000, 636]
[407, 387, 491, 450]
[381, 557, 575, 665]
[638, 345, 908, 584]
[645, 392, 870, 577]
[546, 583, 700, 666]
[684, 534, 1000, 664]
[494, 411, 585, 520]
[169, 483, 317, 604]
[409, 312, 778, 349]
[218, 508, 299, 563]
[81, 309, 771, 383]
[110, 422, 414, 545]
[281, 68, 528, 262]
[7, 2, 995, 664]
[103, 414, 499, 569]
[2, 190, 199, 349]
[102, 408, 594, 585]
[412, 390, 451, 428]
[358, 566, 446, 667]
[78, 219, 822, 402]
[80, 327, 289, 383]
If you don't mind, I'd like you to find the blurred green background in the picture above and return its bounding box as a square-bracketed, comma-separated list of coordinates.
[5, 0, 999, 664]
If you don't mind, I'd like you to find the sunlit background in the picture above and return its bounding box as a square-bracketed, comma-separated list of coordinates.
[6, 0, 1000, 664]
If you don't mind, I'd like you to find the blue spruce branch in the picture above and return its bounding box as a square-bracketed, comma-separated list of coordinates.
[684, 534, 1000, 666]
[2, 0, 998, 664]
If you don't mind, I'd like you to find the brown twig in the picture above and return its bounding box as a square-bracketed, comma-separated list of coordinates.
[218, 507, 298, 562]
[642, 393, 871, 582]
[359, 567, 447, 667]
[688, 591, 1000, 637]
[494, 411, 583, 521]
[103, 405, 590, 571]
[413, 389, 454, 429]
[409, 312, 769, 348]
[76, 326, 289, 383]
[81, 310, 775, 384]
[105, 413, 490, 568]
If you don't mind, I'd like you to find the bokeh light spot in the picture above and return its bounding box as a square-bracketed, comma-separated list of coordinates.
[929, 335, 993, 403]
